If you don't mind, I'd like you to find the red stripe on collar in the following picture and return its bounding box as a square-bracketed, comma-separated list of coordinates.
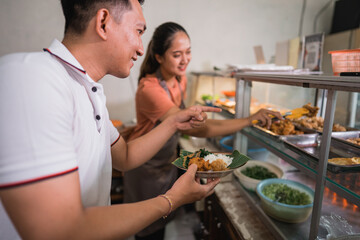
[43, 48, 86, 74]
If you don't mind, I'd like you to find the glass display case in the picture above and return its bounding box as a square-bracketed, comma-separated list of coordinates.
[233, 73, 360, 239]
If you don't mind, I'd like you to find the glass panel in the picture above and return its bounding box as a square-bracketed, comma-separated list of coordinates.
[251, 82, 316, 112]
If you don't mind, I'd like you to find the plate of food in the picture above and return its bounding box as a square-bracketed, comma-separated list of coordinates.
[172, 148, 251, 178]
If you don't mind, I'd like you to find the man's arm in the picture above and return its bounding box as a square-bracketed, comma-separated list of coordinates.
[0, 165, 218, 239]
[111, 105, 221, 171]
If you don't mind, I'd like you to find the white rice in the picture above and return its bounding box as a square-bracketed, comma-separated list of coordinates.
[204, 154, 233, 166]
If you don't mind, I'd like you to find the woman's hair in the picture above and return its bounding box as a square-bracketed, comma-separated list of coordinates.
[138, 22, 189, 82]
[61, 0, 144, 35]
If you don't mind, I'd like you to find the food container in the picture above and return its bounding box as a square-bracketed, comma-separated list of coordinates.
[328, 49, 360, 76]
[234, 160, 284, 191]
[256, 179, 314, 223]
[253, 125, 318, 147]
[190, 136, 207, 147]
[331, 131, 360, 150]
[284, 135, 360, 173]
[279, 134, 319, 147]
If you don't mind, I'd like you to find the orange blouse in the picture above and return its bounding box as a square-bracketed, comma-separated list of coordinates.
[128, 74, 187, 141]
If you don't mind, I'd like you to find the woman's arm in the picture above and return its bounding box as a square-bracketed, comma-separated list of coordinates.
[158, 106, 282, 138]
[183, 118, 252, 137]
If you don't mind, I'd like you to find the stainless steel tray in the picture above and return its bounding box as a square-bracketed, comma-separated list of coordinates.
[284, 138, 360, 173]
[293, 123, 359, 134]
[253, 125, 318, 147]
[279, 134, 318, 147]
[331, 131, 360, 150]
[253, 125, 279, 137]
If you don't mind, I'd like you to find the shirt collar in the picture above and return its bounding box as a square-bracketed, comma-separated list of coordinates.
[44, 39, 86, 74]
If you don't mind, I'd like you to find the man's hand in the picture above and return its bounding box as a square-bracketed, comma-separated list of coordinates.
[248, 109, 283, 129]
[173, 105, 222, 130]
[165, 164, 220, 209]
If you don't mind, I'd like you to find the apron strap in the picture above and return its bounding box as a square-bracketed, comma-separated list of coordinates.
[156, 69, 185, 109]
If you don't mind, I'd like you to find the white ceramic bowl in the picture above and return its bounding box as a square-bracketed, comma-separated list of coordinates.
[190, 136, 207, 147]
[256, 179, 314, 223]
[233, 160, 284, 191]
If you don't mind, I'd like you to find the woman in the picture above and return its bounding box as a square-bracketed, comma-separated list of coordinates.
[124, 22, 281, 240]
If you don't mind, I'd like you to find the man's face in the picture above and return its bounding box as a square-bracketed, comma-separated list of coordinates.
[108, 0, 146, 78]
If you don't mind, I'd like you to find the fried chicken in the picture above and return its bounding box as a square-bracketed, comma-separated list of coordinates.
[183, 151, 201, 168]
[210, 159, 228, 171]
[333, 123, 346, 132]
[302, 103, 319, 117]
[188, 157, 228, 171]
[270, 119, 304, 135]
[188, 157, 211, 171]
[347, 138, 360, 146]
[293, 116, 347, 132]
[294, 116, 324, 131]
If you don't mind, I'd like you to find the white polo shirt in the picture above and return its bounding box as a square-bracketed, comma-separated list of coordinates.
[0, 39, 120, 239]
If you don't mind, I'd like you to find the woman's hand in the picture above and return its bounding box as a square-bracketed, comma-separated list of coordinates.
[248, 109, 283, 129]
[165, 164, 220, 210]
[173, 105, 222, 130]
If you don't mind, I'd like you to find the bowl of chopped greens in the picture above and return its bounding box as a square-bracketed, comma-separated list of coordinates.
[233, 160, 284, 191]
[256, 179, 314, 223]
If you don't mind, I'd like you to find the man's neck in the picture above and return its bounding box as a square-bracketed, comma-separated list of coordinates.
[62, 35, 105, 82]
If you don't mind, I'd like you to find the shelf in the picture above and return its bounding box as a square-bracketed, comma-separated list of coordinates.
[189, 72, 360, 238]
[241, 126, 360, 207]
[233, 73, 360, 239]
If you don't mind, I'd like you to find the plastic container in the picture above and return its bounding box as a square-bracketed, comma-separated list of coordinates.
[328, 49, 360, 76]
[256, 179, 314, 223]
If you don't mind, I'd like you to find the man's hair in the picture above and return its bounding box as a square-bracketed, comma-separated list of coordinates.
[60, 0, 144, 35]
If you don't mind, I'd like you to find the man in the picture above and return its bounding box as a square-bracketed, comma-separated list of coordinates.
[0, 0, 220, 239]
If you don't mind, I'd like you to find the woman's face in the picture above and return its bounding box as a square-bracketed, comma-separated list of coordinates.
[156, 31, 192, 78]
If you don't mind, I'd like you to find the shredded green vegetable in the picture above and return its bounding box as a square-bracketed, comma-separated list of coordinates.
[262, 183, 312, 205]
[199, 148, 211, 158]
[241, 166, 277, 180]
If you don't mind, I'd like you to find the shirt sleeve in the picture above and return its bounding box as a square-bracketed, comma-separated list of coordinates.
[0, 55, 78, 188]
[109, 120, 120, 146]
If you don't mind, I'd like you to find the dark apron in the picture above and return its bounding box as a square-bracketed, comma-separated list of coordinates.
[123, 70, 185, 237]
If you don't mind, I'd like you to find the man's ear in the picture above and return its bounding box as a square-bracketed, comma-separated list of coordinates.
[95, 8, 111, 40]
